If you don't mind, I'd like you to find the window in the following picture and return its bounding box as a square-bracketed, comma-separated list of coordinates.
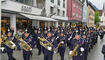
[76, 14, 78, 17]
[63, 0, 65, 8]
[16, 0, 33, 6]
[63, 11, 65, 17]
[57, 9, 60, 16]
[36, 0, 44, 9]
[72, 12, 75, 16]
[50, 7, 54, 14]
[51, 0, 54, 3]
[58, 0, 60, 6]
[73, 4, 76, 7]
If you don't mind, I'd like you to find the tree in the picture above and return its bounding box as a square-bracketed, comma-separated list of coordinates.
[94, 11, 100, 24]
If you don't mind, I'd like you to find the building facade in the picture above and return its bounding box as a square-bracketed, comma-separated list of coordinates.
[86, 1, 96, 27]
[82, 0, 88, 24]
[103, 2, 105, 11]
[44, 0, 68, 27]
[98, 10, 105, 26]
[67, 0, 83, 23]
[1, 0, 68, 34]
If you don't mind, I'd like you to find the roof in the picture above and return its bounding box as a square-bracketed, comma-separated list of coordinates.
[87, 1, 98, 11]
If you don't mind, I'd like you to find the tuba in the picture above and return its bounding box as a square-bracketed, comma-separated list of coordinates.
[1, 36, 16, 49]
[40, 37, 53, 51]
[18, 38, 32, 51]
[15, 34, 32, 51]
[69, 44, 79, 58]
[71, 23, 76, 28]
[5, 40, 16, 49]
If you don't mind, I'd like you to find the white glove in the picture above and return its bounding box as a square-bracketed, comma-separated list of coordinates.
[68, 37, 72, 40]
[38, 37, 40, 39]
[30, 48, 33, 51]
[0, 47, 5, 52]
[48, 47, 52, 51]
[69, 51, 72, 55]
[61, 41, 64, 44]
[12, 44, 16, 48]
[80, 47, 84, 52]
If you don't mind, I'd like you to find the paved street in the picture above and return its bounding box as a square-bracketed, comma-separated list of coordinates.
[1, 36, 105, 60]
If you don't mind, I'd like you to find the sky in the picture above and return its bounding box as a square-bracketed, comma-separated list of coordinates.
[88, 0, 105, 10]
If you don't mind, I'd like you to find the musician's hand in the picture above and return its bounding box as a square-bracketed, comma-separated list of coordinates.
[69, 51, 72, 55]
[48, 47, 52, 51]
[61, 41, 64, 44]
[38, 37, 40, 39]
[30, 48, 33, 51]
[80, 47, 84, 52]
[0, 47, 5, 52]
[34, 45, 37, 48]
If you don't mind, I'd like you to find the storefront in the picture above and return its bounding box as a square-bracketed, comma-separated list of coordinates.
[1, 0, 58, 34]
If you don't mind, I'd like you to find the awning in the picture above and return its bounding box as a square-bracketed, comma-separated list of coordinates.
[20, 13, 57, 21]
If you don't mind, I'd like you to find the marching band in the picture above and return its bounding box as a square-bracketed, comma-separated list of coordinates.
[1, 24, 105, 60]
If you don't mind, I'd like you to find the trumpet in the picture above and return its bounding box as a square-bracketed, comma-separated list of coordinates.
[69, 44, 79, 58]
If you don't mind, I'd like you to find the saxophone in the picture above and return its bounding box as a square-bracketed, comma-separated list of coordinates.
[40, 37, 53, 51]
[69, 44, 79, 58]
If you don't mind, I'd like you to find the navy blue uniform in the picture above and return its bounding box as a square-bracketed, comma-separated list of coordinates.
[37, 33, 42, 55]
[5, 36, 16, 60]
[82, 38, 88, 60]
[43, 37, 57, 60]
[57, 36, 66, 60]
[70, 38, 84, 60]
[22, 35, 35, 60]
[99, 30, 104, 40]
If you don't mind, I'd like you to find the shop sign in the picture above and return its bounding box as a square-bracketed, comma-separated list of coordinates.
[21, 5, 32, 13]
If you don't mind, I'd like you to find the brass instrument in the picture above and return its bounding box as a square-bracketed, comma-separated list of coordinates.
[1, 36, 16, 49]
[57, 40, 63, 48]
[40, 37, 53, 51]
[5, 40, 16, 49]
[96, 24, 100, 30]
[18, 38, 32, 51]
[69, 44, 79, 58]
[15, 33, 32, 51]
[71, 23, 76, 28]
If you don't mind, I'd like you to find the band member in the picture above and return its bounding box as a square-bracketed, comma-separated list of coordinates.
[81, 33, 88, 60]
[37, 29, 42, 55]
[22, 29, 35, 60]
[99, 29, 104, 40]
[69, 34, 84, 60]
[43, 32, 57, 60]
[57, 30, 66, 60]
[5, 29, 16, 60]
